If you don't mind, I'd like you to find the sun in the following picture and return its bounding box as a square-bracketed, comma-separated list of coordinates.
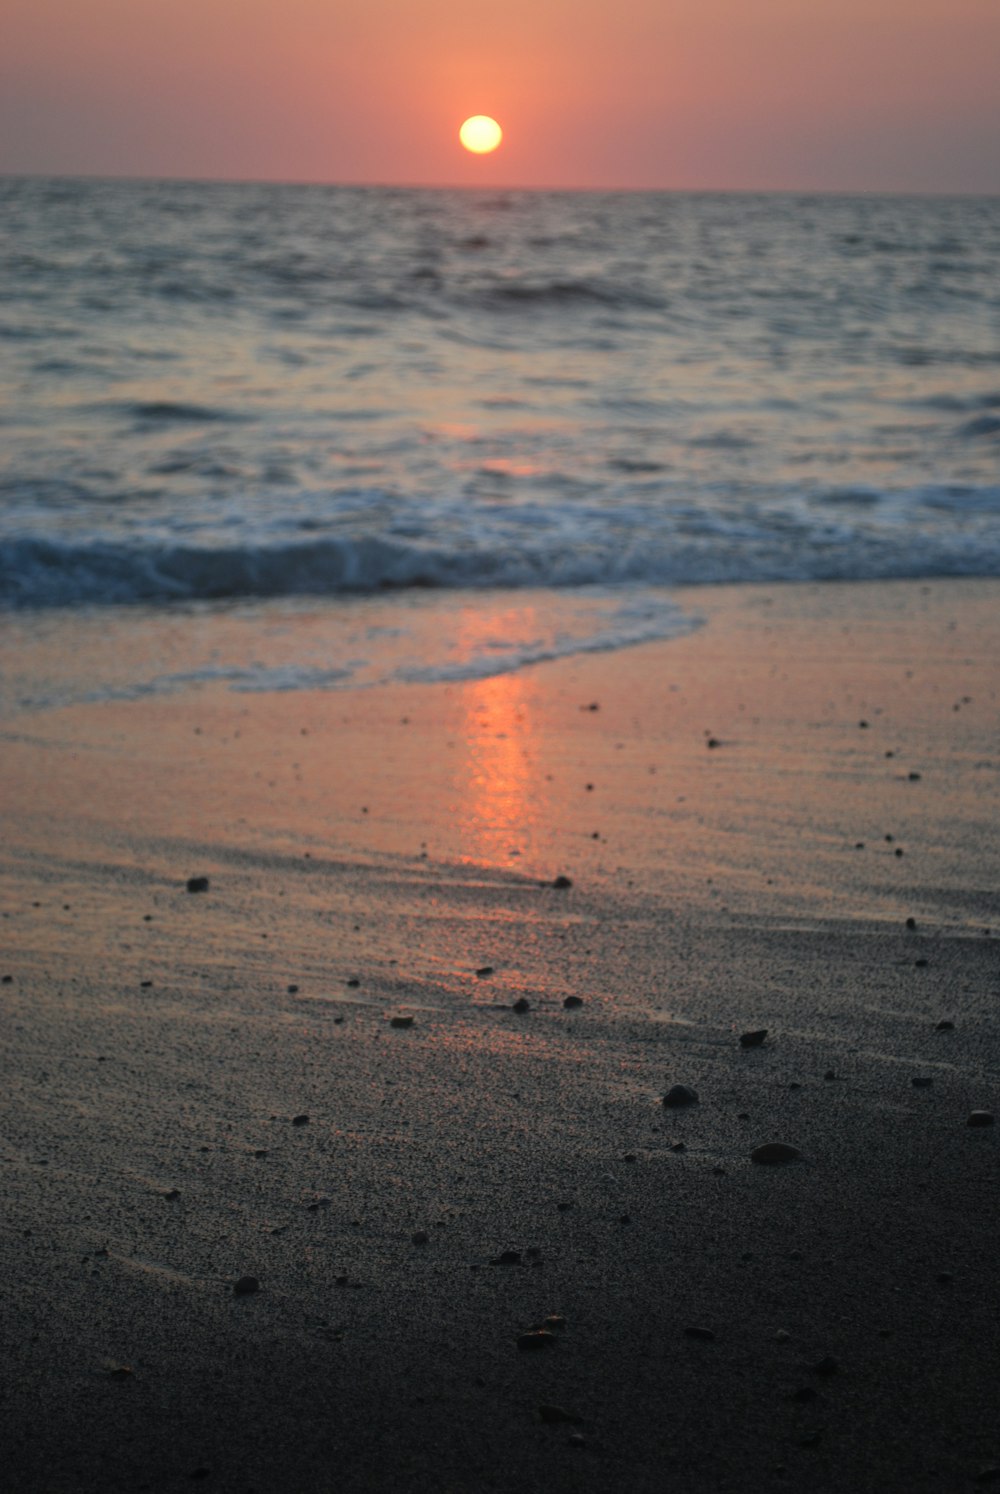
[459, 116, 503, 155]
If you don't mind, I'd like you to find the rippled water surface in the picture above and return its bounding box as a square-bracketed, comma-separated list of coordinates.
[2, 178, 999, 617]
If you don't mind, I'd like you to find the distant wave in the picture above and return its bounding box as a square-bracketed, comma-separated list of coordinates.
[474, 277, 665, 311]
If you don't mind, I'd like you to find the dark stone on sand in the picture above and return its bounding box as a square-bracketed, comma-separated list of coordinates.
[551, 875, 573, 889]
[185, 876, 210, 894]
[905, 917, 917, 929]
[823, 1070, 837, 1082]
[568, 1433, 587, 1448]
[140, 980, 152, 988]
[895, 847, 904, 857]
[858, 720, 868, 728]
[740, 1029, 768, 1048]
[684, 1326, 716, 1342]
[706, 737, 720, 748]
[512, 997, 531, 1014]
[792, 1386, 818, 1403]
[810, 1355, 840, 1377]
[909, 771, 922, 780]
[292, 1114, 310, 1126]
[1, 974, 11, 983]
[287, 984, 299, 993]
[108, 1365, 133, 1380]
[663, 1084, 699, 1108]
[936, 1019, 955, 1031]
[163, 1188, 181, 1201]
[475, 966, 494, 977]
[492, 1250, 522, 1266]
[967, 1111, 995, 1128]
[624, 1152, 637, 1163]
[539, 1404, 581, 1425]
[390, 1015, 414, 1028]
[233, 1276, 259, 1296]
[670, 1141, 687, 1152]
[543, 1315, 566, 1330]
[563, 995, 584, 1009]
[517, 1330, 554, 1351]
[915, 957, 928, 967]
[912, 1076, 933, 1088]
[346, 978, 360, 988]
[253, 1149, 268, 1157]
[751, 1142, 802, 1165]
[975, 1468, 1000, 1485]
[411, 1231, 429, 1245]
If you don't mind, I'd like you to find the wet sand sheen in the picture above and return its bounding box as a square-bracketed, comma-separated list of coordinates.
[1, 579, 998, 1492]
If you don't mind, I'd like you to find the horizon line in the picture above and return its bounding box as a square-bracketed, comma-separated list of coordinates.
[2, 168, 998, 201]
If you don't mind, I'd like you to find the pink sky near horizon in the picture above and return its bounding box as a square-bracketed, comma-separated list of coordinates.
[2, 0, 998, 193]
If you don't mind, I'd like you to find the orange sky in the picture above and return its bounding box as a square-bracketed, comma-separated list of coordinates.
[2, 0, 998, 191]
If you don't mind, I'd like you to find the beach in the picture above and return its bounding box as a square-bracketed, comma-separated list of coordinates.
[1, 577, 998, 1492]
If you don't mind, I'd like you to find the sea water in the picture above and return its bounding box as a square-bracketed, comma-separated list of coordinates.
[1, 178, 998, 703]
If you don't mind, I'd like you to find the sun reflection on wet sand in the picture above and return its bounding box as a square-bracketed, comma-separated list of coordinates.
[456, 668, 539, 867]
[447, 604, 548, 868]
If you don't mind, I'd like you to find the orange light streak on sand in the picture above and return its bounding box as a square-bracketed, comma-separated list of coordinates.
[446, 605, 545, 865]
[458, 670, 537, 861]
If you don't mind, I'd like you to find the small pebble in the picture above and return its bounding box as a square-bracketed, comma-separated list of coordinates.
[967, 1111, 994, 1128]
[162, 1188, 181, 1201]
[492, 1250, 522, 1266]
[512, 997, 531, 1014]
[751, 1142, 802, 1165]
[551, 875, 573, 890]
[810, 1355, 839, 1377]
[411, 1231, 429, 1246]
[663, 1084, 699, 1108]
[390, 1015, 414, 1028]
[233, 1276, 259, 1296]
[185, 876, 210, 894]
[914, 958, 928, 968]
[563, 995, 584, 1009]
[774, 1329, 791, 1342]
[292, 1114, 310, 1126]
[823, 1070, 837, 1082]
[517, 1330, 554, 1351]
[905, 917, 917, 929]
[108, 1365, 133, 1380]
[684, 1326, 716, 1342]
[670, 1141, 687, 1152]
[936, 1019, 955, 1031]
[346, 977, 360, 988]
[792, 1385, 818, 1403]
[911, 1076, 933, 1088]
[287, 984, 299, 994]
[475, 966, 494, 977]
[740, 1029, 768, 1048]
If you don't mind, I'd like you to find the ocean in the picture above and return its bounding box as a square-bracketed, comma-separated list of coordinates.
[2, 177, 999, 705]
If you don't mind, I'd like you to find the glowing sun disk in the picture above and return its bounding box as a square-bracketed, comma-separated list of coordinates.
[459, 116, 503, 154]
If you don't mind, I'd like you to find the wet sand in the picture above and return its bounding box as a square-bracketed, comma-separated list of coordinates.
[1, 579, 998, 1492]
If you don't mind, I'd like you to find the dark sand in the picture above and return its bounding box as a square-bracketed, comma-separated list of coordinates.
[1, 580, 998, 1492]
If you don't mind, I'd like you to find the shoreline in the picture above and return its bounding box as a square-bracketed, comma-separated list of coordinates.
[1, 576, 998, 1491]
